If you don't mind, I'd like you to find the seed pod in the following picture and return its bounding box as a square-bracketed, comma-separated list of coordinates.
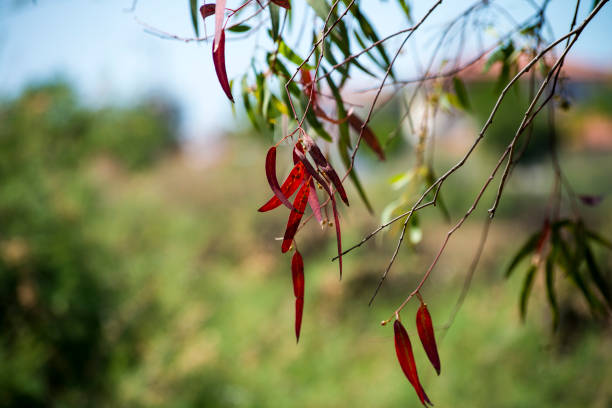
[416, 304, 441, 375]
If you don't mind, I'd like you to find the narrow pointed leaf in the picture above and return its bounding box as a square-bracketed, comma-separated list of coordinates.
[416, 304, 441, 375]
[265, 147, 299, 213]
[190, 0, 200, 37]
[294, 296, 304, 342]
[212, 30, 234, 102]
[520, 264, 538, 321]
[213, 0, 226, 52]
[330, 193, 343, 279]
[579, 194, 604, 206]
[586, 229, 612, 250]
[308, 178, 323, 224]
[307, 143, 349, 206]
[545, 252, 559, 330]
[258, 163, 304, 212]
[347, 113, 385, 161]
[582, 242, 611, 307]
[452, 76, 470, 110]
[505, 232, 540, 278]
[292, 250, 304, 342]
[338, 137, 373, 213]
[394, 320, 432, 407]
[281, 177, 311, 253]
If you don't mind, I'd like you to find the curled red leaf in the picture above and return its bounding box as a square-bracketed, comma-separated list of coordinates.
[347, 113, 385, 161]
[281, 177, 311, 253]
[271, 0, 291, 9]
[394, 320, 432, 407]
[416, 304, 441, 375]
[292, 250, 304, 342]
[307, 143, 349, 206]
[212, 29, 234, 102]
[330, 193, 343, 280]
[199, 4, 216, 19]
[258, 163, 304, 212]
[265, 147, 300, 213]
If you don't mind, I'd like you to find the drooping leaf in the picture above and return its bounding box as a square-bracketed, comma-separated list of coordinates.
[519, 264, 538, 321]
[582, 241, 612, 307]
[416, 304, 441, 375]
[281, 177, 311, 253]
[258, 163, 305, 212]
[586, 229, 612, 250]
[324, 70, 351, 148]
[292, 250, 304, 342]
[545, 251, 559, 330]
[307, 143, 349, 206]
[505, 232, 540, 278]
[212, 30, 234, 102]
[452, 76, 470, 110]
[265, 147, 299, 212]
[190, 0, 200, 37]
[347, 113, 385, 161]
[330, 192, 343, 279]
[307, 178, 323, 224]
[393, 320, 432, 407]
[213, 0, 226, 52]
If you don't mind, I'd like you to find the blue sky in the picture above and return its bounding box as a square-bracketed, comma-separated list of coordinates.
[1, 0, 611, 138]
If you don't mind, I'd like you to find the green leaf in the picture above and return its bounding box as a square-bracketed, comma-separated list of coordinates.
[324, 71, 351, 148]
[189, 0, 199, 37]
[452, 77, 470, 110]
[505, 232, 540, 278]
[398, 0, 413, 23]
[586, 229, 612, 250]
[270, 3, 280, 41]
[545, 251, 559, 330]
[242, 76, 260, 131]
[278, 41, 314, 69]
[582, 242, 611, 307]
[520, 264, 538, 321]
[228, 24, 251, 33]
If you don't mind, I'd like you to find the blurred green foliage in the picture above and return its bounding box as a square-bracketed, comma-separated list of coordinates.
[0, 81, 610, 407]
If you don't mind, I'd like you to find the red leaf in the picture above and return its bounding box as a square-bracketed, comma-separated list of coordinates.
[394, 320, 432, 407]
[199, 4, 216, 19]
[265, 147, 300, 213]
[330, 193, 343, 280]
[347, 113, 385, 161]
[300, 69, 317, 106]
[212, 29, 234, 102]
[213, 0, 226, 52]
[579, 194, 604, 206]
[307, 143, 349, 206]
[293, 146, 343, 278]
[271, 0, 291, 9]
[307, 178, 323, 224]
[295, 296, 303, 342]
[281, 177, 311, 253]
[292, 250, 304, 342]
[416, 304, 441, 375]
[258, 163, 305, 212]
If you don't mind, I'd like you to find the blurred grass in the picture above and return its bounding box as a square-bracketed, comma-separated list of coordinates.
[1, 81, 611, 407]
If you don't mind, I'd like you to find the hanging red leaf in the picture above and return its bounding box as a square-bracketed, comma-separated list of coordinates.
[416, 304, 441, 375]
[300, 69, 317, 106]
[199, 3, 216, 19]
[347, 113, 385, 161]
[258, 163, 305, 212]
[265, 147, 300, 213]
[394, 319, 432, 407]
[307, 143, 349, 206]
[307, 178, 323, 225]
[212, 29, 234, 102]
[213, 0, 226, 52]
[271, 0, 291, 9]
[292, 250, 304, 342]
[293, 145, 343, 278]
[281, 177, 311, 253]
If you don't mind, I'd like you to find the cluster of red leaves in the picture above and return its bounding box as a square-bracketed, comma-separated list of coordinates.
[394, 302, 441, 406]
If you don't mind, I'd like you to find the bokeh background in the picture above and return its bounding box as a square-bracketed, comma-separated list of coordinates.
[1, 1, 611, 407]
